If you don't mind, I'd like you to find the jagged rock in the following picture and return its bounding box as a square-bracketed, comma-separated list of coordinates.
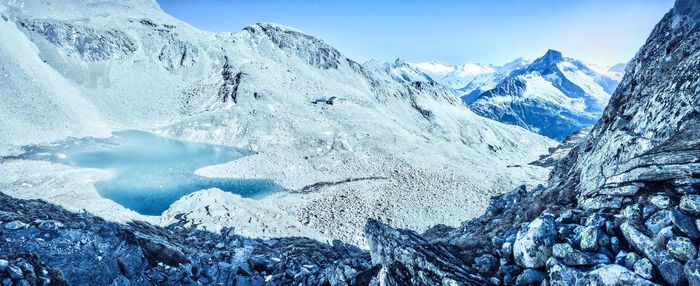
[645, 210, 673, 234]
[364, 219, 489, 285]
[515, 269, 546, 285]
[650, 195, 671, 209]
[681, 196, 700, 216]
[634, 258, 654, 280]
[501, 242, 514, 260]
[513, 215, 556, 268]
[579, 226, 599, 251]
[552, 243, 609, 266]
[547, 258, 656, 286]
[667, 237, 698, 262]
[0, 260, 7, 272]
[36, 220, 64, 231]
[686, 259, 700, 286]
[625, 252, 641, 270]
[4, 221, 27, 230]
[620, 222, 685, 285]
[671, 210, 700, 240]
[6, 264, 23, 279]
[473, 254, 498, 275]
[498, 265, 522, 285]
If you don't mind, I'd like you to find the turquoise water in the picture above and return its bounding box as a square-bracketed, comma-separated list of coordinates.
[9, 130, 281, 215]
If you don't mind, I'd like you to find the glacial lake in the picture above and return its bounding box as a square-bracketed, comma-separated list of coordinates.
[6, 130, 281, 215]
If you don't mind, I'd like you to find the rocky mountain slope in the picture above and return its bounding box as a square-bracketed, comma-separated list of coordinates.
[0, 0, 554, 248]
[470, 50, 621, 140]
[369, 0, 700, 284]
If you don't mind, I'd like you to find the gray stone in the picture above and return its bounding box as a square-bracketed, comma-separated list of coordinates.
[634, 258, 654, 280]
[556, 209, 576, 224]
[686, 259, 700, 286]
[681, 195, 700, 216]
[625, 252, 640, 270]
[554, 241, 609, 266]
[515, 269, 546, 285]
[643, 204, 659, 220]
[667, 237, 697, 262]
[547, 258, 656, 286]
[0, 259, 6, 272]
[610, 236, 620, 254]
[645, 210, 673, 234]
[621, 222, 685, 285]
[650, 195, 671, 209]
[614, 250, 627, 266]
[472, 254, 497, 275]
[4, 220, 28, 230]
[579, 226, 598, 251]
[36, 219, 64, 231]
[7, 264, 23, 279]
[501, 242, 513, 259]
[672, 210, 700, 240]
[587, 264, 657, 286]
[552, 243, 574, 259]
[513, 215, 556, 268]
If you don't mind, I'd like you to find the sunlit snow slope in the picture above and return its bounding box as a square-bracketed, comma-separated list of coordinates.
[0, 0, 556, 246]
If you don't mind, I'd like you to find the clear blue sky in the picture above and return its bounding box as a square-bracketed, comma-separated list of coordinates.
[157, 0, 674, 66]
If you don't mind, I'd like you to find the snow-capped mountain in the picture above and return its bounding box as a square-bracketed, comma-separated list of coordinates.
[469, 50, 621, 140]
[0, 0, 555, 246]
[412, 58, 530, 94]
[363, 58, 433, 84]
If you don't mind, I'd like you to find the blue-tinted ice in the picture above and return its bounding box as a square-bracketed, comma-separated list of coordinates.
[6, 130, 281, 215]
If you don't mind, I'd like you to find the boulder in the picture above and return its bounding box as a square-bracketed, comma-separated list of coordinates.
[547, 258, 656, 286]
[645, 210, 673, 234]
[579, 226, 599, 251]
[364, 219, 489, 285]
[620, 222, 686, 285]
[686, 259, 700, 286]
[7, 264, 23, 279]
[515, 269, 547, 285]
[681, 195, 700, 216]
[4, 221, 28, 230]
[513, 215, 556, 268]
[650, 195, 671, 209]
[671, 210, 700, 240]
[473, 254, 498, 275]
[552, 243, 609, 266]
[634, 258, 654, 280]
[667, 237, 697, 262]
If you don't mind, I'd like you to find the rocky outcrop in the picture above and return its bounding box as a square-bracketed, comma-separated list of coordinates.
[0, 193, 372, 285]
[364, 219, 489, 285]
[359, 0, 700, 285]
[17, 18, 137, 61]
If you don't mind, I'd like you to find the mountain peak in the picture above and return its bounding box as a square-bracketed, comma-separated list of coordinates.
[394, 58, 407, 65]
[542, 49, 564, 61]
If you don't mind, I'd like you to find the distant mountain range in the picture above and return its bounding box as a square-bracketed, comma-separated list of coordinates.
[366, 50, 626, 140]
